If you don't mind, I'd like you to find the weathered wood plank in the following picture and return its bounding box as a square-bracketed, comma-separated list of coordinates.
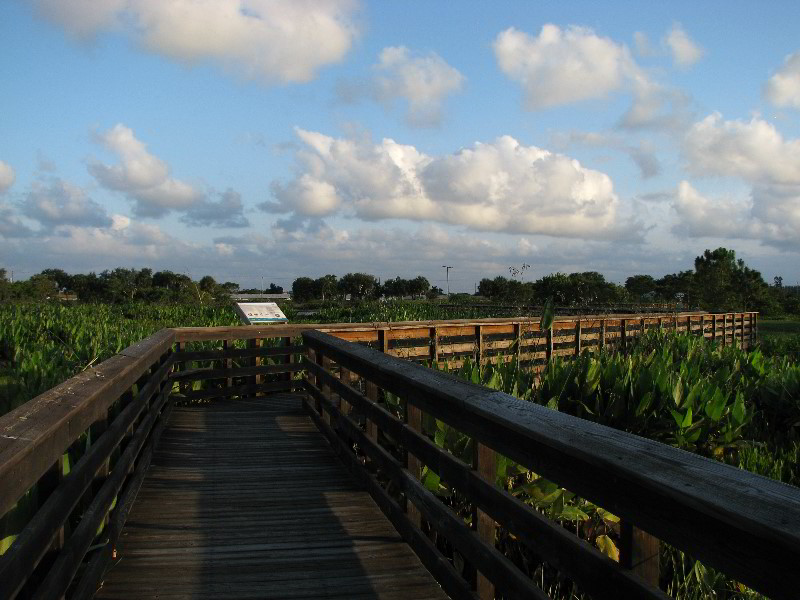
[96, 395, 449, 600]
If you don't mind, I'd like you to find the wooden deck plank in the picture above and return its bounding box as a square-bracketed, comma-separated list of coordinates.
[95, 394, 448, 600]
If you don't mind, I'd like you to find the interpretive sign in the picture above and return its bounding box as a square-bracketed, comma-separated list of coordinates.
[234, 302, 288, 325]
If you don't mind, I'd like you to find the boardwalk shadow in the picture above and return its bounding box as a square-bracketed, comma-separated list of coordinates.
[97, 394, 444, 599]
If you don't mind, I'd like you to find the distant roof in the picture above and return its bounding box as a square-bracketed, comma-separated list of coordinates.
[231, 293, 291, 300]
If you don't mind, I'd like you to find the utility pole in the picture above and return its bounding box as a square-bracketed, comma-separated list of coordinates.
[442, 265, 453, 296]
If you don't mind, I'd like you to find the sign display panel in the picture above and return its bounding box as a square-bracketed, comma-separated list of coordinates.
[234, 302, 288, 325]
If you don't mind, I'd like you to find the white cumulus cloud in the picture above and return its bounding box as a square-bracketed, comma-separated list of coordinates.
[673, 181, 753, 238]
[677, 114, 800, 248]
[764, 52, 800, 109]
[89, 124, 200, 217]
[264, 128, 634, 240]
[89, 124, 248, 226]
[684, 113, 800, 184]
[373, 46, 465, 127]
[672, 180, 800, 248]
[30, 0, 359, 84]
[0, 161, 15, 194]
[492, 24, 640, 109]
[664, 23, 704, 68]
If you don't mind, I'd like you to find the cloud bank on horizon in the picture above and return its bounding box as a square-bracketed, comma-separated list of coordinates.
[1, 1, 799, 288]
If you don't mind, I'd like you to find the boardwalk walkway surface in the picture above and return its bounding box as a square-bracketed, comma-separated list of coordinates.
[95, 394, 448, 600]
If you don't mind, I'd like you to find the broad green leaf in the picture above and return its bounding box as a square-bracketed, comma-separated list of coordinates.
[672, 377, 683, 407]
[422, 467, 442, 493]
[732, 392, 746, 424]
[681, 407, 693, 428]
[596, 535, 619, 561]
[635, 391, 653, 416]
[559, 505, 590, 521]
[548, 490, 565, 518]
[596, 508, 619, 524]
[540, 298, 555, 331]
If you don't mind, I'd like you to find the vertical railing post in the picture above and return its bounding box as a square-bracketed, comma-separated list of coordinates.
[91, 412, 111, 530]
[339, 366, 352, 417]
[39, 458, 65, 555]
[283, 336, 292, 387]
[121, 387, 136, 473]
[365, 379, 379, 456]
[254, 338, 264, 395]
[176, 342, 189, 395]
[725, 313, 730, 346]
[712, 314, 717, 344]
[307, 347, 319, 412]
[247, 338, 258, 398]
[621, 318, 627, 352]
[406, 400, 423, 529]
[378, 328, 388, 354]
[575, 319, 582, 356]
[545, 325, 553, 364]
[430, 326, 439, 368]
[320, 353, 332, 425]
[600, 319, 606, 351]
[474, 442, 496, 599]
[223, 339, 233, 392]
[620, 522, 660, 587]
[475, 325, 484, 370]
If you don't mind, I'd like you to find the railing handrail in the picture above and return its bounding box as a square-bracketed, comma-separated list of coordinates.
[170, 311, 756, 340]
[0, 329, 175, 519]
[302, 328, 799, 599]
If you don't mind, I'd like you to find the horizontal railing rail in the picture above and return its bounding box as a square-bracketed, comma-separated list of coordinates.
[302, 327, 797, 600]
[170, 327, 308, 402]
[173, 311, 757, 373]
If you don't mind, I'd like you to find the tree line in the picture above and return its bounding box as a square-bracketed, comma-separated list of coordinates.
[1, 247, 798, 314]
[0, 268, 245, 304]
[291, 274, 439, 302]
[479, 248, 796, 314]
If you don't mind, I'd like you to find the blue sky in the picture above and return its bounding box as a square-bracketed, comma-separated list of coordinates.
[1, 1, 799, 291]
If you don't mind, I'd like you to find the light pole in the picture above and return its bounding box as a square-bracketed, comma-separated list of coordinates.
[442, 265, 453, 296]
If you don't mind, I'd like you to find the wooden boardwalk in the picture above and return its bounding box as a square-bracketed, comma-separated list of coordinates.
[95, 394, 448, 599]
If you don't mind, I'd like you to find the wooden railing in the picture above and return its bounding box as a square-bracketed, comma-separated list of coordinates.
[301, 327, 797, 600]
[0, 331, 174, 600]
[315, 312, 757, 373]
[0, 311, 762, 599]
